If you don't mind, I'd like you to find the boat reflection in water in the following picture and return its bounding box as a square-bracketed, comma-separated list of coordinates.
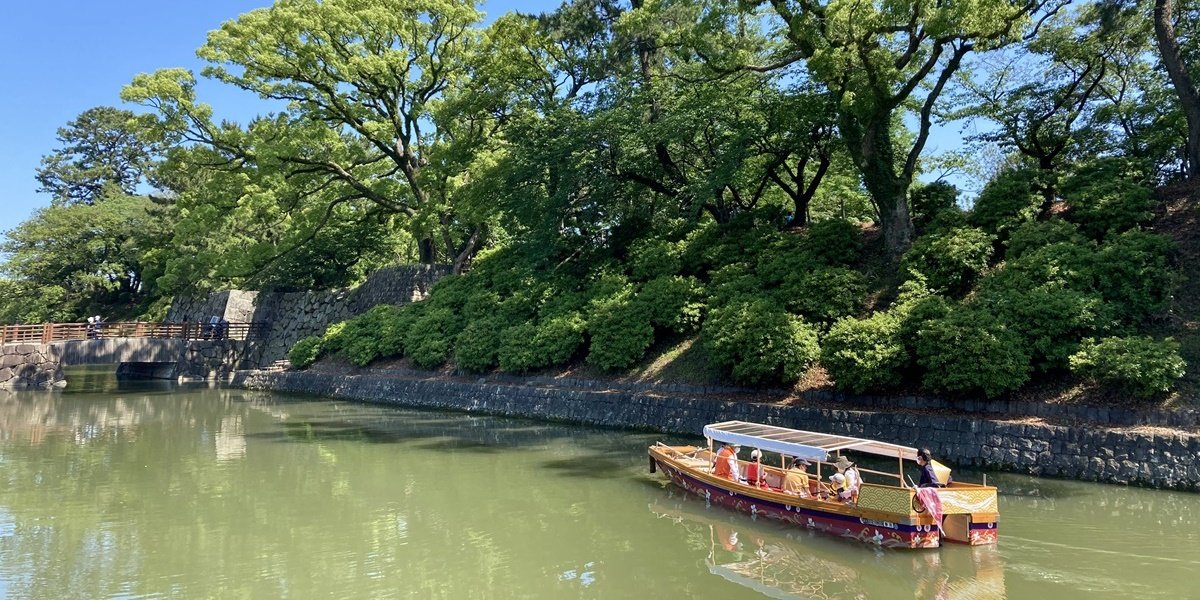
[649, 491, 1006, 600]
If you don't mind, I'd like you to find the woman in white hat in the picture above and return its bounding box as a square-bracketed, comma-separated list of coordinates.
[746, 449, 765, 488]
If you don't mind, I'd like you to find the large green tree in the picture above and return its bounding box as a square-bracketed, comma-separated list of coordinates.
[747, 0, 1064, 257]
[124, 0, 491, 267]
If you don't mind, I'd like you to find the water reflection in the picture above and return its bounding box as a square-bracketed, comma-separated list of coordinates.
[0, 378, 1197, 599]
[649, 491, 1005, 600]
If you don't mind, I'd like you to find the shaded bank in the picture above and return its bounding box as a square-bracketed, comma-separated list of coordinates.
[233, 368, 1200, 491]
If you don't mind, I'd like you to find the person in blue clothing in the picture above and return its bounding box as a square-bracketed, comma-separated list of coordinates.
[916, 448, 944, 488]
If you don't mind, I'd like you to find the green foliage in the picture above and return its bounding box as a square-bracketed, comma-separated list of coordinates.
[1094, 231, 1177, 323]
[978, 285, 1112, 372]
[776, 267, 867, 325]
[321, 322, 349, 355]
[586, 286, 654, 372]
[1070, 336, 1187, 397]
[901, 226, 994, 295]
[627, 238, 682, 281]
[497, 322, 540, 373]
[454, 318, 505, 373]
[288, 336, 324, 370]
[970, 169, 1043, 235]
[637, 276, 705, 334]
[821, 311, 907, 393]
[1005, 219, 1086, 260]
[336, 305, 404, 366]
[802, 220, 863, 266]
[910, 181, 961, 230]
[1061, 158, 1155, 239]
[703, 300, 821, 385]
[379, 303, 425, 358]
[404, 307, 462, 370]
[532, 312, 586, 366]
[915, 308, 1031, 397]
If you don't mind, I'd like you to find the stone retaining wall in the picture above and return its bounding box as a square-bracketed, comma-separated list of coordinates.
[233, 369, 1200, 491]
[0, 344, 65, 389]
[169, 265, 450, 368]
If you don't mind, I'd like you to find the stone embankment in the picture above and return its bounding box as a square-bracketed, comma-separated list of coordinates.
[169, 264, 450, 368]
[0, 344, 65, 389]
[234, 368, 1200, 491]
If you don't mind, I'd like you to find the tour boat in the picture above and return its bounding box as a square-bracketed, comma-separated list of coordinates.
[648, 495, 1006, 598]
[647, 421, 1000, 549]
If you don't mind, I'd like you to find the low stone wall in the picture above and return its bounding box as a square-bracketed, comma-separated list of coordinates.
[0, 344, 65, 389]
[233, 369, 1200, 491]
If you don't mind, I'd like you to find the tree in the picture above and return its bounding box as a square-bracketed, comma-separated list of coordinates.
[958, 5, 1141, 207]
[1, 192, 173, 319]
[124, 0, 491, 267]
[1153, 0, 1200, 177]
[35, 106, 165, 206]
[751, 0, 1065, 257]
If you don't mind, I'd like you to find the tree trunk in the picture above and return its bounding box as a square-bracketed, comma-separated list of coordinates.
[841, 116, 914, 257]
[417, 238, 436, 264]
[1155, 0, 1200, 178]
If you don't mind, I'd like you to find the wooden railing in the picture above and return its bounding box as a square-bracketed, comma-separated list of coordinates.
[0, 321, 269, 345]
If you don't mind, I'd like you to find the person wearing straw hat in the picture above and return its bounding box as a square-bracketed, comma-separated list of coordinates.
[834, 455, 861, 503]
[782, 458, 812, 497]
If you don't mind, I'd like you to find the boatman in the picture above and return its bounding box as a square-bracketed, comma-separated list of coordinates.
[714, 442, 740, 481]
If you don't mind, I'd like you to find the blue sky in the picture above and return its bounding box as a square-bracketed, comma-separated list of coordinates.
[0, 0, 555, 240]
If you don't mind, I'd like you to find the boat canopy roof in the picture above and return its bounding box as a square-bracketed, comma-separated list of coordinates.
[702, 421, 919, 462]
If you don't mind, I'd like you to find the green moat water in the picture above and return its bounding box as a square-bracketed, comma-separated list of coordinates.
[0, 372, 1196, 598]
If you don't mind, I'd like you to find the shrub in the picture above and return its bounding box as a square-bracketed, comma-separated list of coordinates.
[970, 168, 1043, 235]
[497, 322, 540, 373]
[981, 242, 1096, 295]
[586, 290, 654, 371]
[901, 226, 994, 295]
[1062, 157, 1155, 239]
[339, 304, 403, 366]
[1070, 336, 1187, 397]
[321, 321, 348, 355]
[802, 220, 863, 266]
[703, 299, 821, 385]
[378, 302, 425, 357]
[979, 285, 1113, 372]
[288, 336, 324, 369]
[821, 311, 907, 393]
[910, 181, 961, 230]
[531, 312, 586, 366]
[915, 307, 1031, 397]
[705, 263, 762, 309]
[637, 276, 705, 333]
[755, 235, 813, 286]
[896, 294, 952, 348]
[1094, 231, 1176, 323]
[1004, 219, 1085, 260]
[627, 238, 682, 281]
[404, 307, 462, 369]
[775, 267, 867, 325]
[454, 318, 506, 373]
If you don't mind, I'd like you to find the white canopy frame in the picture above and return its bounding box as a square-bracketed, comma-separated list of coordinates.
[702, 420, 919, 463]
